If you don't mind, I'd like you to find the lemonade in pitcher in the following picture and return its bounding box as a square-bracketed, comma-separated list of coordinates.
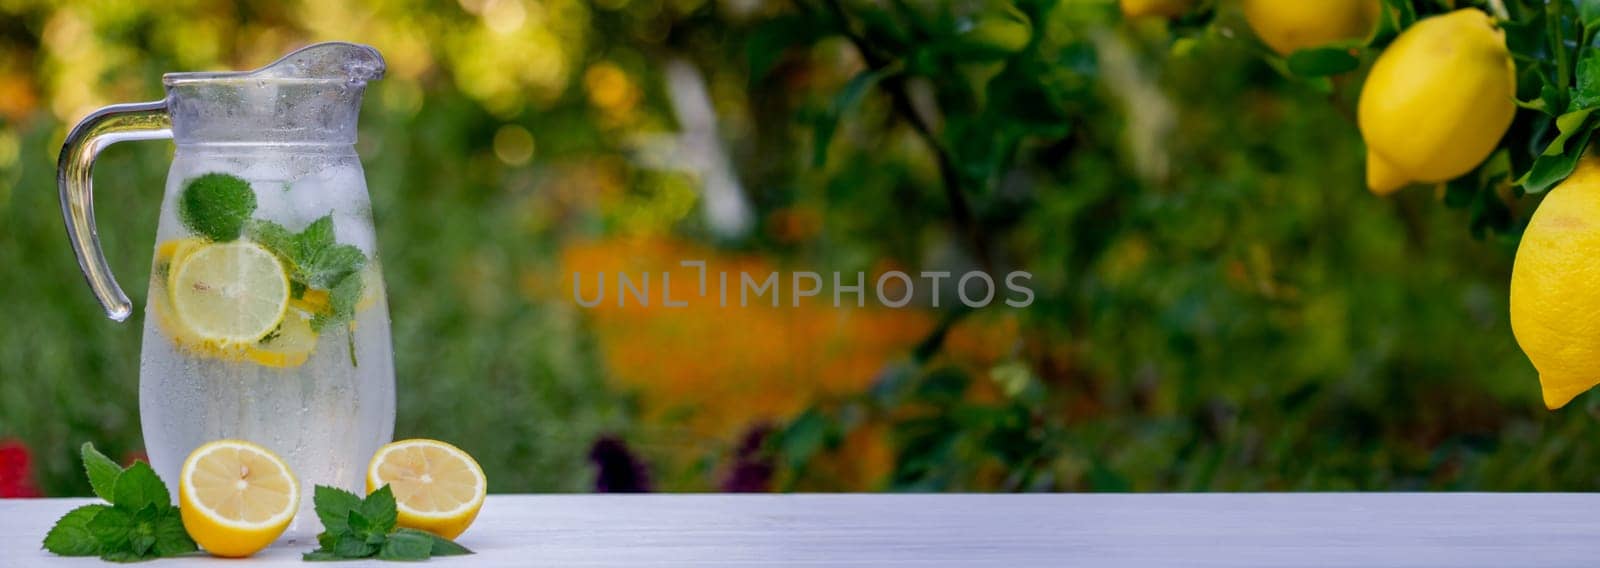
[56, 43, 395, 531]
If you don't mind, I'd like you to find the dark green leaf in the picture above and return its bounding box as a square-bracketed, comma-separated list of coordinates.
[81, 442, 123, 503]
[334, 531, 380, 558]
[360, 485, 399, 534]
[303, 550, 343, 561]
[43, 504, 108, 556]
[394, 529, 473, 556]
[179, 172, 257, 242]
[127, 505, 160, 556]
[151, 508, 196, 557]
[1580, 0, 1600, 29]
[1518, 113, 1598, 194]
[813, 66, 898, 167]
[1285, 46, 1361, 78]
[348, 509, 375, 538]
[87, 507, 132, 552]
[1572, 48, 1600, 110]
[100, 549, 148, 563]
[378, 529, 433, 561]
[314, 484, 363, 535]
[112, 462, 169, 513]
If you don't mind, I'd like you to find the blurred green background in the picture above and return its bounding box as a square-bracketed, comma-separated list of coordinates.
[1, 0, 1594, 496]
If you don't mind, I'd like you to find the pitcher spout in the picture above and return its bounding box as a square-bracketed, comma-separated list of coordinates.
[161, 42, 385, 146]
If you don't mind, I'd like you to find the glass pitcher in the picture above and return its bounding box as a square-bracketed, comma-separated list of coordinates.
[56, 42, 395, 528]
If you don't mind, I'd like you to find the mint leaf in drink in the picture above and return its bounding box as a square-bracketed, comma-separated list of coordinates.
[247, 219, 300, 269]
[312, 271, 364, 333]
[314, 485, 363, 535]
[304, 244, 367, 289]
[112, 462, 169, 513]
[296, 215, 336, 259]
[180, 173, 257, 241]
[81, 442, 123, 502]
[42, 504, 107, 556]
[378, 529, 433, 561]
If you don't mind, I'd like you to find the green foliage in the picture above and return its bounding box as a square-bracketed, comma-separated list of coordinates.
[42, 444, 195, 562]
[3, 0, 1597, 498]
[305, 485, 471, 561]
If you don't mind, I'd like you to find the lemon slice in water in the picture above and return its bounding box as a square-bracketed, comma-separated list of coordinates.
[243, 305, 318, 369]
[170, 241, 290, 346]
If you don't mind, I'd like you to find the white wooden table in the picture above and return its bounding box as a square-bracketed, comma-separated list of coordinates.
[3, 493, 1598, 566]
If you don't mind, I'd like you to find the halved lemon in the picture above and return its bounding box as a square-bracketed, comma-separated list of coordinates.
[366, 439, 486, 539]
[179, 440, 299, 558]
[170, 241, 290, 346]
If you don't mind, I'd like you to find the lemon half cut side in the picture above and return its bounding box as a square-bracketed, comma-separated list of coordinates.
[366, 439, 487, 540]
[179, 439, 299, 558]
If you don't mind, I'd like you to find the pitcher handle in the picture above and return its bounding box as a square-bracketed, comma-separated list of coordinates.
[57, 101, 172, 322]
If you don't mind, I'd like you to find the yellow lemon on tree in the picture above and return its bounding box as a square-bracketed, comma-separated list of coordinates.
[1357, 8, 1515, 195]
[179, 439, 299, 557]
[1511, 155, 1600, 409]
[1241, 0, 1379, 56]
[367, 439, 487, 540]
[1120, 0, 1191, 19]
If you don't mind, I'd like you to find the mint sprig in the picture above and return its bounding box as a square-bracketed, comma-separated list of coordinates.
[179, 173, 256, 242]
[303, 485, 472, 561]
[42, 443, 197, 562]
[246, 216, 367, 334]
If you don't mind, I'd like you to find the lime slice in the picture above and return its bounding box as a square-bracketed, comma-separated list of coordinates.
[170, 241, 290, 346]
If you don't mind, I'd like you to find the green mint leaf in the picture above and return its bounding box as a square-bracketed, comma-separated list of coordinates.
[151, 507, 196, 557]
[312, 270, 365, 333]
[378, 529, 433, 561]
[395, 528, 474, 556]
[359, 485, 398, 534]
[179, 173, 257, 242]
[112, 462, 169, 513]
[43, 504, 108, 556]
[296, 215, 336, 260]
[246, 219, 299, 269]
[127, 505, 160, 556]
[100, 549, 148, 563]
[313, 485, 363, 535]
[317, 530, 340, 550]
[87, 506, 132, 552]
[347, 509, 375, 538]
[303, 244, 367, 290]
[333, 531, 379, 558]
[81, 442, 123, 503]
[302, 550, 343, 561]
